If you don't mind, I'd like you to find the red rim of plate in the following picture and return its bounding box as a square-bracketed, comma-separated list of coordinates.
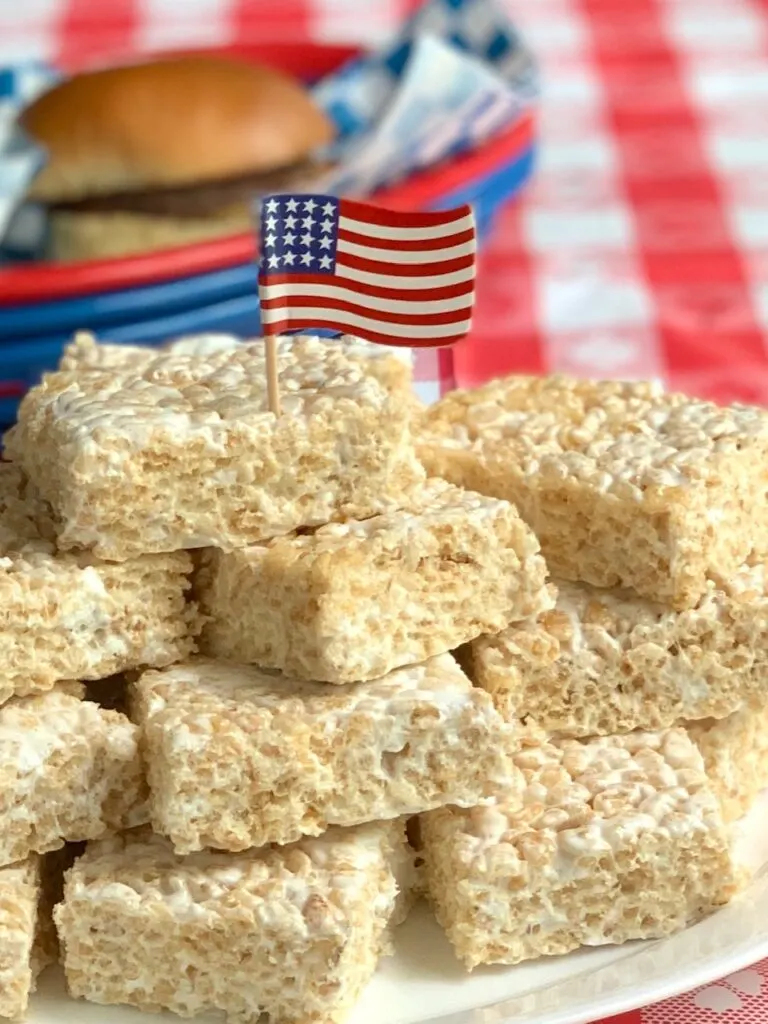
[0, 41, 535, 306]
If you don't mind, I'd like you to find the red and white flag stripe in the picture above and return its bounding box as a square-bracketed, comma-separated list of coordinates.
[258, 198, 477, 348]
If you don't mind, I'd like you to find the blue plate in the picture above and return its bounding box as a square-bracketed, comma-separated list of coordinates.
[0, 293, 262, 374]
[0, 262, 257, 340]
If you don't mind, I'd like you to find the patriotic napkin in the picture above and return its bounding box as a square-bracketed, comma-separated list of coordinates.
[0, 63, 54, 258]
[318, 35, 529, 198]
[0, 0, 536, 260]
[257, 194, 476, 346]
[313, 0, 536, 150]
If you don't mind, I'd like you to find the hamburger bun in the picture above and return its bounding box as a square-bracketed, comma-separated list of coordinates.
[22, 54, 335, 203]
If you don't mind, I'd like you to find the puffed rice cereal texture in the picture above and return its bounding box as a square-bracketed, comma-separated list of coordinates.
[59, 330, 415, 398]
[132, 655, 522, 854]
[688, 703, 768, 823]
[420, 728, 740, 968]
[55, 821, 412, 1024]
[0, 686, 147, 868]
[468, 559, 768, 737]
[0, 463, 198, 704]
[0, 857, 43, 1020]
[419, 374, 768, 609]
[197, 479, 552, 683]
[5, 338, 425, 561]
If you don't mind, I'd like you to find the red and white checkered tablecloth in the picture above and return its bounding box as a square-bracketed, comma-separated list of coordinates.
[2, 1, 768, 1020]
[462, 0, 768, 411]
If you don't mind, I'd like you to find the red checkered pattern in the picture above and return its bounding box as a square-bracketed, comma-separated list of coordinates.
[0, 0, 420, 70]
[460, 0, 768, 407]
[2, 1, 768, 1019]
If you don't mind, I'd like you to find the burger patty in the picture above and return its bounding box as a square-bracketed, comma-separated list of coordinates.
[50, 160, 329, 218]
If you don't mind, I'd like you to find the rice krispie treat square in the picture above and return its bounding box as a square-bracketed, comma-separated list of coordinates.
[419, 374, 768, 609]
[197, 479, 552, 683]
[688, 703, 768, 822]
[132, 655, 521, 853]
[468, 560, 768, 737]
[0, 687, 147, 867]
[420, 729, 740, 969]
[0, 857, 43, 1020]
[55, 822, 412, 1024]
[6, 338, 424, 561]
[59, 331, 414, 397]
[0, 845, 72, 1019]
[0, 462, 197, 705]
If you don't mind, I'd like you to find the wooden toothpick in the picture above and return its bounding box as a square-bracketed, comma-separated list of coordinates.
[265, 336, 281, 417]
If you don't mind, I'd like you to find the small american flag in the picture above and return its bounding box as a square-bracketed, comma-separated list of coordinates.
[257, 194, 476, 348]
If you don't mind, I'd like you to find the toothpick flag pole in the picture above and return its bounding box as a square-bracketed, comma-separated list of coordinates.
[257, 192, 477, 413]
[264, 337, 281, 417]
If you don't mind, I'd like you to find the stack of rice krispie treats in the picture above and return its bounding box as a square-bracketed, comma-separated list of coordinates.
[0, 455, 192, 1019]
[417, 374, 768, 967]
[0, 333, 544, 1024]
[0, 338, 760, 1022]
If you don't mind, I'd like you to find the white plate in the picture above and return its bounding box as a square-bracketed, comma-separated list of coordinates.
[31, 792, 768, 1024]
